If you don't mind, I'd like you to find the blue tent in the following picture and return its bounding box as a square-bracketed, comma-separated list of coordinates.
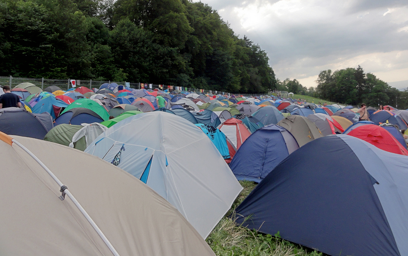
[235, 135, 408, 256]
[370, 111, 399, 127]
[281, 105, 299, 113]
[291, 108, 314, 117]
[55, 108, 104, 125]
[229, 125, 298, 182]
[116, 97, 132, 105]
[241, 116, 264, 133]
[31, 96, 68, 119]
[252, 106, 284, 125]
[325, 105, 340, 114]
[65, 92, 85, 100]
[0, 108, 49, 139]
[172, 108, 198, 124]
[333, 109, 358, 123]
[196, 124, 230, 159]
[171, 95, 185, 102]
[314, 108, 328, 115]
[192, 110, 220, 129]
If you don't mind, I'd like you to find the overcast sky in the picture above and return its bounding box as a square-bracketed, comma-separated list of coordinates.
[193, 0, 408, 89]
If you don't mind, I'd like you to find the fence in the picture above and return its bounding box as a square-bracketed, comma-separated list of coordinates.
[0, 76, 247, 96]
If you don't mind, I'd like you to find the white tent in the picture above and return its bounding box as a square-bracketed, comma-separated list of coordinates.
[69, 123, 108, 149]
[170, 98, 200, 111]
[85, 112, 242, 238]
[0, 133, 214, 256]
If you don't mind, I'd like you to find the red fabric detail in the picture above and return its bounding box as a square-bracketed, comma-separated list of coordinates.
[56, 95, 74, 104]
[277, 102, 291, 111]
[322, 107, 333, 116]
[118, 89, 131, 93]
[331, 119, 344, 133]
[52, 105, 63, 118]
[327, 120, 336, 134]
[348, 125, 408, 155]
[220, 118, 251, 149]
[75, 86, 93, 95]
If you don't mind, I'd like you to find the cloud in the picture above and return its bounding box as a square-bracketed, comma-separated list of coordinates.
[193, 0, 408, 88]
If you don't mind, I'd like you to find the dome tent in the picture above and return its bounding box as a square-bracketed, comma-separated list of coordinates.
[252, 106, 284, 126]
[85, 112, 242, 238]
[229, 124, 299, 182]
[347, 124, 408, 155]
[277, 115, 323, 147]
[219, 118, 251, 150]
[0, 108, 51, 139]
[0, 133, 215, 256]
[235, 135, 408, 256]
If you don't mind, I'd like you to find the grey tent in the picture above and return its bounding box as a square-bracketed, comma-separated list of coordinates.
[0, 133, 215, 256]
[44, 85, 62, 93]
[277, 115, 323, 147]
[237, 103, 260, 116]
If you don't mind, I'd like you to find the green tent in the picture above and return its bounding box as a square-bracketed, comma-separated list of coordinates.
[44, 124, 86, 150]
[101, 110, 142, 128]
[212, 107, 240, 116]
[15, 82, 43, 94]
[282, 113, 291, 118]
[61, 98, 109, 121]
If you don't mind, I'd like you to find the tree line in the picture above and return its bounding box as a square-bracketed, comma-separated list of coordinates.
[277, 66, 408, 109]
[0, 0, 277, 93]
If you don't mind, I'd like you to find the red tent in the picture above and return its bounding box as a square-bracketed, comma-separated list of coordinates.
[56, 95, 74, 104]
[322, 107, 333, 116]
[75, 86, 93, 95]
[277, 102, 291, 111]
[237, 100, 246, 105]
[348, 125, 408, 155]
[219, 118, 251, 150]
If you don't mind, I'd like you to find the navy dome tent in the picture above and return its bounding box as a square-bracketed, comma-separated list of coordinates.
[370, 110, 399, 128]
[235, 135, 408, 256]
[0, 108, 49, 139]
[229, 125, 299, 182]
[55, 108, 104, 125]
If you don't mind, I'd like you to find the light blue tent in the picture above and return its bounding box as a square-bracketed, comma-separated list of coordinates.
[252, 106, 284, 125]
[31, 96, 68, 119]
[85, 112, 242, 239]
[196, 124, 230, 159]
[291, 108, 314, 117]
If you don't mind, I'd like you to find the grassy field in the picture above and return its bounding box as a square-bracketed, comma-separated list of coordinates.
[207, 181, 323, 256]
[289, 95, 335, 105]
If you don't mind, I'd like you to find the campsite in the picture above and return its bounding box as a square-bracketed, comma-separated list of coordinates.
[1, 82, 408, 255]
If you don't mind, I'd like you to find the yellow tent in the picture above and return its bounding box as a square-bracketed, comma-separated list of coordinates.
[52, 90, 65, 96]
[332, 116, 353, 130]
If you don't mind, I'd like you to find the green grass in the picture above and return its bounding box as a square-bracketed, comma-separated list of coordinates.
[207, 181, 323, 256]
[290, 95, 335, 105]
